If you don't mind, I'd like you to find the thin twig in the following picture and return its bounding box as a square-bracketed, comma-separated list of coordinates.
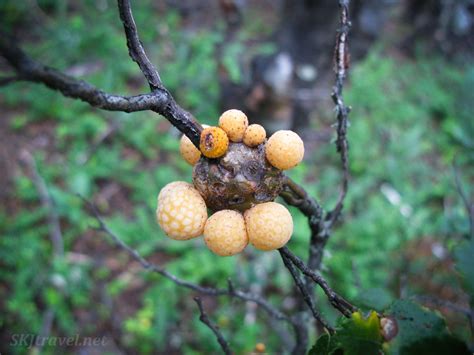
[81, 197, 294, 325]
[117, 0, 162, 90]
[279, 249, 334, 334]
[328, 0, 352, 227]
[194, 297, 232, 355]
[19, 151, 65, 354]
[279, 246, 356, 317]
[19, 150, 64, 257]
[0, 76, 20, 86]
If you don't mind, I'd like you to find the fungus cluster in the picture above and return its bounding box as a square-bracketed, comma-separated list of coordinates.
[156, 109, 304, 256]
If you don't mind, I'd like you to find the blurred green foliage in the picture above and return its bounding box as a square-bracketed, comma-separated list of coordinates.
[0, 0, 473, 354]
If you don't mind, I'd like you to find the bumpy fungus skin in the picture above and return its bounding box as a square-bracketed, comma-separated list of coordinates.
[156, 181, 208, 240]
[204, 210, 248, 256]
[245, 202, 293, 251]
[193, 142, 284, 212]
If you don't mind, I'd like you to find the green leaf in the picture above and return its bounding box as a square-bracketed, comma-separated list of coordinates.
[310, 311, 382, 355]
[384, 300, 470, 355]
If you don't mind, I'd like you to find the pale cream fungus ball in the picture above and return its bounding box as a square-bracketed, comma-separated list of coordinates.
[180, 135, 201, 165]
[243, 124, 266, 147]
[245, 202, 293, 251]
[204, 210, 248, 256]
[179, 125, 209, 165]
[156, 181, 208, 240]
[218, 109, 249, 142]
[265, 130, 304, 170]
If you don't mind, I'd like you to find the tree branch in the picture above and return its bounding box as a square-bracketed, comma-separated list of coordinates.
[280, 0, 353, 275]
[279, 246, 356, 317]
[117, 0, 162, 90]
[280, 177, 330, 271]
[194, 297, 232, 355]
[0, 75, 20, 87]
[279, 249, 334, 334]
[0, 35, 165, 112]
[328, 0, 352, 227]
[81, 197, 294, 325]
[0, 33, 202, 146]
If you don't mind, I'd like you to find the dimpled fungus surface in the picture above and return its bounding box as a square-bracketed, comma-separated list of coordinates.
[180, 134, 201, 165]
[245, 202, 293, 251]
[156, 181, 208, 240]
[218, 109, 249, 142]
[265, 130, 304, 170]
[243, 124, 266, 147]
[204, 210, 248, 256]
[200, 126, 229, 158]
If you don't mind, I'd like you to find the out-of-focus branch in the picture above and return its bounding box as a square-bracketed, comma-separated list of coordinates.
[19, 150, 64, 257]
[19, 150, 64, 353]
[0, 75, 20, 86]
[81, 197, 294, 325]
[279, 246, 355, 317]
[194, 297, 232, 355]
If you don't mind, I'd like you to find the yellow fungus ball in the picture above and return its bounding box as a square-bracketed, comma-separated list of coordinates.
[218, 109, 249, 142]
[200, 126, 229, 158]
[243, 124, 266, 147]
[265, 130, 304, 170]
[245, 202, 293, 251]
[204, 210, 248, 256]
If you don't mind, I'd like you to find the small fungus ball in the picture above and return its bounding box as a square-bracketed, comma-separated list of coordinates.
[200, 126, 229, 158]
[243, 124, 266, 147]
[180, 135, 201, 165]
[204, 210, 248, 256]
[265, 130, 304, 170]
[218, 109, 249, 142]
